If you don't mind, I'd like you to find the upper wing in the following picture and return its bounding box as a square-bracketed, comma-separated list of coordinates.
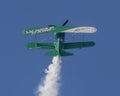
[23, 26, 55, 35]
[26, 43, 55, 49]
[61, 26, 97, 33]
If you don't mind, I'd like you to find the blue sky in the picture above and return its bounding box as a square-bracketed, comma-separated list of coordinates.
[0, 0, 120, 96]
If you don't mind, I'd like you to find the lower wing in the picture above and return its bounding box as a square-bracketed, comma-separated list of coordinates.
[64, 41, 95, 49]
[25, 43, 55, 49]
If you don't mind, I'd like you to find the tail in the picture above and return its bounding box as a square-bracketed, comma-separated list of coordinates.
[45, 50, 73, 56]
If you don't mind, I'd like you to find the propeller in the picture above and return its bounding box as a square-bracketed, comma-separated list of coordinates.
[62, 19, 69, 26]
[48, 25, 55, 27]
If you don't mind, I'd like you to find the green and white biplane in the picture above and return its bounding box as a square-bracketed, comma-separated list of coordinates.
[23, 20, 97, 56]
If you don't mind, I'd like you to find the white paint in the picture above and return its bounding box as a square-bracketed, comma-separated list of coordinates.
[62, 26, 97, 33]
[26, 27, 55, 34]
[37, 56, 61, 96]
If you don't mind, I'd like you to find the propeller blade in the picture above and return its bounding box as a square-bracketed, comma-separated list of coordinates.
[62, 19, 69, 26]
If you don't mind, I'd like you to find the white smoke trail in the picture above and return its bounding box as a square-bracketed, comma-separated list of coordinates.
[37, 56, 61, 96]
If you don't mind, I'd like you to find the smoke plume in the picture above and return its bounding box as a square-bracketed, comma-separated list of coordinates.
[37, 56, 61, 96]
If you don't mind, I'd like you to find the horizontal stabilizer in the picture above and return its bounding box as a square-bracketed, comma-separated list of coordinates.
[64, 41, 95, 49]
[26, 43, 54, 49]
[61, 50, 73, 56]
[45, 51, 58, 56]
[45, 50, 73, 56]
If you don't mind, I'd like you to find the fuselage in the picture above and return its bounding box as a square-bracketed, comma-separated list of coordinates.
[55, 33, 65, 55]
